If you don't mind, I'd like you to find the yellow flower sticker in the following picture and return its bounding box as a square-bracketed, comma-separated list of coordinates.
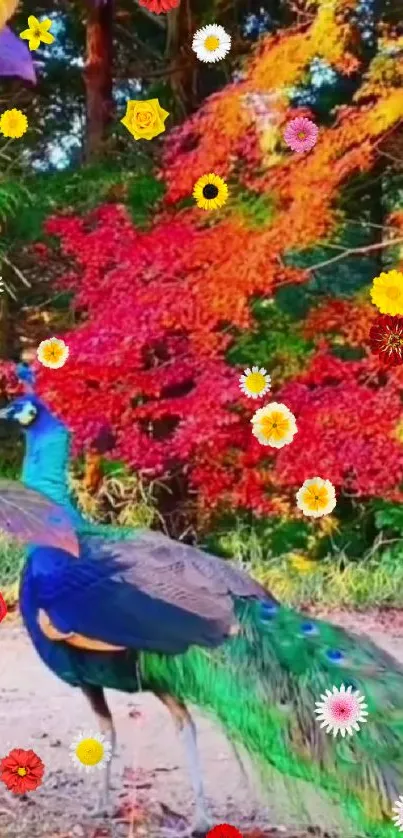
[251, 402, 297, 448]
[37, 337, 69, 369]
[0, 109, 28, 139]
[296, 477, 336, 518]
[370, 269, 403, 316]
[20, 16, 54, 51]
[121, 99, 169, 141]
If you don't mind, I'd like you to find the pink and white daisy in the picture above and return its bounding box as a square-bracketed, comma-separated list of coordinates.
[314, 684, 368, 738]
[392, 795, 403, 831]
[283, 117, 318, 153]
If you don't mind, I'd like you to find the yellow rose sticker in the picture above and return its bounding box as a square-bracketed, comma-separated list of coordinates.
[121, 99, 169, 141]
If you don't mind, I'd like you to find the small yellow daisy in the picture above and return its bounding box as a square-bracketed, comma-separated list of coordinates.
[70, 731, 112, 773]
[296, 477, 336, 518]
[251, 401, 297, 448]
[239, 366, 271, 399]
[0, 109, 28, 139]
[37, 337, 69, 369]
[193, 173, 228, 210]
[370, 269, 403, 316]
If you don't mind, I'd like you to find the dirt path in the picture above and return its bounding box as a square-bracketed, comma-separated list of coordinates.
[1, 611, 403, 838]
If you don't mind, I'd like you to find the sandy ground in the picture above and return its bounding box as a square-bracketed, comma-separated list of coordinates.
[1, 610, 403, 838]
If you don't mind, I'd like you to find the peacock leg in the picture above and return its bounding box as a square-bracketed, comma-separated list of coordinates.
[81, 684, 116, 815]
[157, 693, 212, 838]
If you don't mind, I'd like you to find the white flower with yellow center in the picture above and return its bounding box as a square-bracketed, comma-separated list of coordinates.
[192, 25, 231, 63]
[296, 477, 336, 518]
[70, 731, 112, 773]
[37, 337, 69, 369]
[239, 366, 271, 399]
[251, 402, 297, 448]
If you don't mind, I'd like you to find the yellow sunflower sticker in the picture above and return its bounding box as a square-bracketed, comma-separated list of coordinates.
[193, 173, 228, 210]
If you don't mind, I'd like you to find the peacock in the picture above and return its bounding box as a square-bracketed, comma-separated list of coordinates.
[1, 365, 403, 838]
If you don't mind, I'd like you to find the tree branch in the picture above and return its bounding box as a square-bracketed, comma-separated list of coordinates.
[306, 237, 403, 272]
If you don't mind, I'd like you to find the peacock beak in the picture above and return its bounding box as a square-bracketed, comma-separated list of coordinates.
[0, 406, 12, 420]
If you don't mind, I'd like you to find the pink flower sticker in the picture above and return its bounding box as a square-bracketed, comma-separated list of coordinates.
[284, 116, 318, 153]
[314, 684, 368, 737]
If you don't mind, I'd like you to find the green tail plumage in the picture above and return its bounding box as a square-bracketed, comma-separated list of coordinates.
[140, 599, 403, 838]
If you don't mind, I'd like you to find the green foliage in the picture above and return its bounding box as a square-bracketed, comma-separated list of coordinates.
[0, 533, 25, 605]
[277, 210, 382, 319]
[227, 298, 313, 382]
[373, 500, 403, 535]
[255, 548, 403, 609]
[204, 514, 311, 562]
[126, 174, 165, 228]
[232, 187, 277, 228]
[7, 161, 164, 245]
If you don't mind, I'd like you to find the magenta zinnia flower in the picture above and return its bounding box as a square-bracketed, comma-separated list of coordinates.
[283, 117, 318, 153]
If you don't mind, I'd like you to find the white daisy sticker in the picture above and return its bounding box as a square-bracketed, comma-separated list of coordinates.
[239, 366, 271, 399]
[392, 796, 403, 831]
[314, 684, 368, 738]
[192, 25, 231, 63]
[251, 402, 297, 448]
[70, 730, 112, 772]
[296, 477, 336, 518]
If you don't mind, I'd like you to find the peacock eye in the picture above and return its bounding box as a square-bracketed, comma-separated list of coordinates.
[15, 402, 38, 426]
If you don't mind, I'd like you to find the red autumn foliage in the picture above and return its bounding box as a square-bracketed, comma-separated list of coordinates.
[2, 5, 403, 523]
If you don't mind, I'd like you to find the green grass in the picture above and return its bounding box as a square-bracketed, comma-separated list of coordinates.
[207, 526, 403, 610]
[254, 553, 403, 609]
[0, 533, 25, 606]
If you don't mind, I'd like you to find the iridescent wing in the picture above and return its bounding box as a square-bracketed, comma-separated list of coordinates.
[0, 480, 80, 557]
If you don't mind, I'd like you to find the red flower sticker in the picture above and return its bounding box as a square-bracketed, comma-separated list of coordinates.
[0, 748, 45, 794]
[0, 592, 6, 623]
[207, 826, 243, 838]
[369, 314, 403, 366]
[138, 0, 180, 13]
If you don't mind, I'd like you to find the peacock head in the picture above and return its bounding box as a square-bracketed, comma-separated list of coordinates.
[0, 394, 41, 428]
[0, 394, 61, 432]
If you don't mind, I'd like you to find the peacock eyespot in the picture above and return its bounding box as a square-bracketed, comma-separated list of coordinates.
[301, 622, 317, 635]
[260, 602, 278, 621]
[326, 648, 343, 662]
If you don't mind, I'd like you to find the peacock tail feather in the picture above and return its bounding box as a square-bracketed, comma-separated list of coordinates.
[140, 599, 403, 838]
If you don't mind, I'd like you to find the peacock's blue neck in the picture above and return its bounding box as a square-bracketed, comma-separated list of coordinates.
[22, 421, 85, 528]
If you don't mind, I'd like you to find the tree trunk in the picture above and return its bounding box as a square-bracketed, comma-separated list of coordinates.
[83, 0, 114, 161]
[166, 0, 197, 116]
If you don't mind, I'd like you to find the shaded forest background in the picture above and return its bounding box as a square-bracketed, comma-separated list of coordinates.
[1, 0, 403, 608]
